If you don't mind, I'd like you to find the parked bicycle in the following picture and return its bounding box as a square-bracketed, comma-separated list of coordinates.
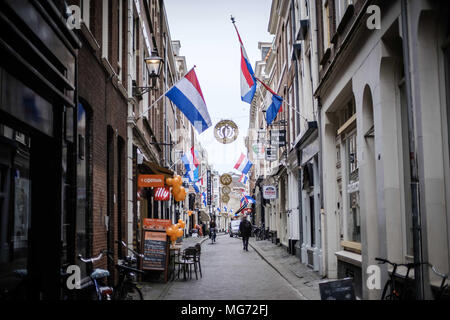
[113, 240, 145, 300]
[78, 243, 145, 300]
[78, 251, 113, 300]
[375, 257, 449, 300]
[429, 264, 449, 300]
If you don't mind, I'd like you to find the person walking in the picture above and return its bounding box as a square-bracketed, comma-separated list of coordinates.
[209, 219, 217, 243]
[239, 215, 252, 251]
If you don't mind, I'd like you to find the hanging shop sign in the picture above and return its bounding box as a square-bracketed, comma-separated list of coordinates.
[265, 147, 278, 162]
[143, 218, 172, 231]
[154, 187, 171, 201]
[221, 185, 231, 195]
[263, 186, 277, 200]
[220, 174, 233, 186]
[270, 129, 286, 147]
[252, 143, 266, 160]
[138, 175, 165, 188]
[214, 120, 239, 144]
[207, 170, 212, 206]
[347, 181, 359, 194]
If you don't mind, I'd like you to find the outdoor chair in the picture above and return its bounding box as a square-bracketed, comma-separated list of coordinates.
[194, 244, 202, 278]
[182, 248, 199, 280]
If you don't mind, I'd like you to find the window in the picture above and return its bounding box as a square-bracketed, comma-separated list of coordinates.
[102, 0, 109, 59]
[117, 0, 123, 80]
[346, 131, 360, 242]
[310, 195, 315, 246]
[0, 126, 32, 294]
[336, 0, 353, 24]
[80, 0, 90, 29]
[323, 0, 331, 49]
[76, 103, 90, 276]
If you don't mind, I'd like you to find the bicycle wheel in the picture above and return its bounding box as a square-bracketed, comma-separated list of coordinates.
[115, 283, 144, 300]
[381, 280, 400, 300]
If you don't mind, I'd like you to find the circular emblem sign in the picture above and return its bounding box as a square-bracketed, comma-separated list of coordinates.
[221, 195, 230, 203]
[220, 174, 233, 186]
[221, 186, 231, 195]
[214, 120, 239, 144]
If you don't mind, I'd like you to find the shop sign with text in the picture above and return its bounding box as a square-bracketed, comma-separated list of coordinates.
[138, 175, 165, 188]
[154, 187, 171, 201]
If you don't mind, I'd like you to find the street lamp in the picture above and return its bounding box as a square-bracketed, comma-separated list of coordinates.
[133, 52, 164, 98]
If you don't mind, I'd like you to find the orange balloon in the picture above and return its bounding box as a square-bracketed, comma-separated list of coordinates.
[166, 178, 174, 186]
[166, 226, 175, 236]
[178, 188, 186, 201]
[176, 228, 184, 238]
[172, 185, 181, 195]
[174, 175, 182, 186]
[178, 219, 183, 225]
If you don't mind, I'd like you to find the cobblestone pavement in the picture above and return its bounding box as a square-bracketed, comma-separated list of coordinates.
[249, 239, 324, 300]
[142, 234, 304, 300]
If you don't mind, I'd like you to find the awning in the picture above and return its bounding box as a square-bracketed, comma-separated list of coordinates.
[140, 160, 174, 179]
[199, 210, 211, 222]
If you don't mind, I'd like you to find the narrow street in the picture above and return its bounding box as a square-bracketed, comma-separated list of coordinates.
[152, 235, 303, 300]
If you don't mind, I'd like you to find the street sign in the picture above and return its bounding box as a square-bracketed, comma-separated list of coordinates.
[270, 129, 286, 147]
[266, 147, 277, 162]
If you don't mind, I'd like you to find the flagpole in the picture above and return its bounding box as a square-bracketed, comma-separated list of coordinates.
[135, 66, 197, 120]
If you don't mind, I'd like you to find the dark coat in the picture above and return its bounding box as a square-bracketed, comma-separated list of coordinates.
[239, 220, 252, 238]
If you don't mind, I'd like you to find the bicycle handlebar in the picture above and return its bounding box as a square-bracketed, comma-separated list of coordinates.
[78, 251, 104, 264]
[116, 240, 144, 258]
[430, 265, 449, 280]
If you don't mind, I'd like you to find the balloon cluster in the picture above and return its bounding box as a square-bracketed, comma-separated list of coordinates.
[166, 175, 186, 202]
[166, 219, 186, 244]
[187, 210, 194, 217]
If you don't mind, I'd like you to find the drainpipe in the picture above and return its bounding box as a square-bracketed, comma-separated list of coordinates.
[400, 0, 424, 300]
[291, 0, 303, 252]
[317, 96, 325, 276]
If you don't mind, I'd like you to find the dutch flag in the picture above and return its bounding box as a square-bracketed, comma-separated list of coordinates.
[166, 68, 212, 134]
[182, 147, 200, 183]
[233, 20, 257, 104]
[239, 174, 249, 184]
[241, 195, 255, 205]
[234, 153, 253, 175]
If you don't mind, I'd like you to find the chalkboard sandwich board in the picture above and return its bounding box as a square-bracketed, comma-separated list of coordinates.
[141, 230, 170, 282]
[319, 278, 356, 300]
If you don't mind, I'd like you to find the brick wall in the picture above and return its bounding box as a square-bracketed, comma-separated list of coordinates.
[71, 0, 129, 278]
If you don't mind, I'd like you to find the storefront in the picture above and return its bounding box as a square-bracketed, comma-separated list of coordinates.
[0, 0, 80, 299]
[134, 159, 174, 252]
[296, 122, 322, 274]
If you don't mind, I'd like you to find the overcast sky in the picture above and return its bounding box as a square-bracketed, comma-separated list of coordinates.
[165, 0, 273, 174]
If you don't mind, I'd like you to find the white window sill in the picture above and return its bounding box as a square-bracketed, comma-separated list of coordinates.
[335, 250, 362, 267]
